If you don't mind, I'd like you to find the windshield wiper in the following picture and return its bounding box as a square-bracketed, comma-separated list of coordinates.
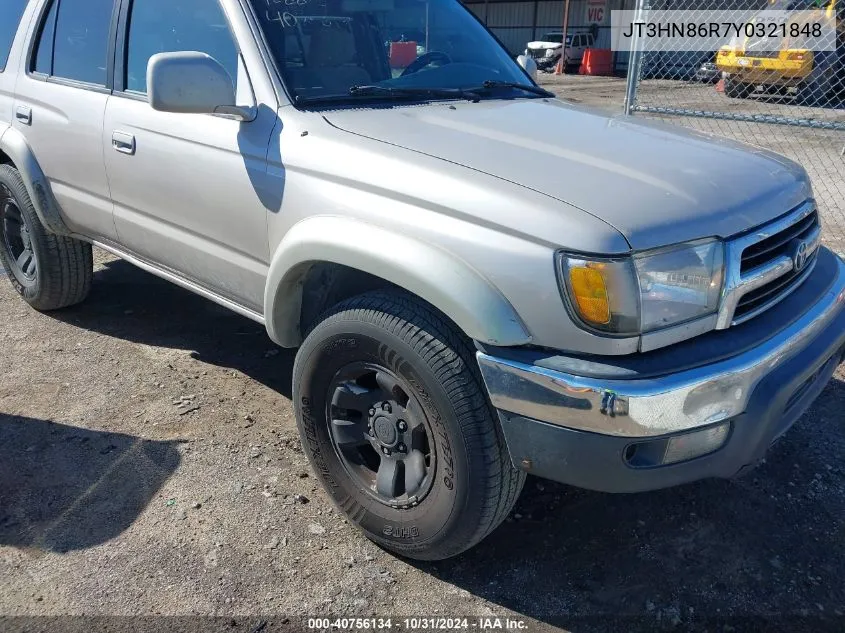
[349, 85, 482, 101]
[473, 80, 555, 98]
[295, 85, 481, 106]
[295, 82, 551, 107]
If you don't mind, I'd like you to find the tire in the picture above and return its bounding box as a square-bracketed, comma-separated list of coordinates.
[293, 290, 525, 560]
[0, 164, 92, 310]
[725, 77, 752, 99]
[796, 70, 833, 107]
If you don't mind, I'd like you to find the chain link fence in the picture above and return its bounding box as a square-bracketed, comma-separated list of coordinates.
[624, 0, 845, 254]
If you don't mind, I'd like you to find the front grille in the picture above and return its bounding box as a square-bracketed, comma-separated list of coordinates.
[740, 210, 818, 274]
[733, 210, 820, 321]
[528, 49, 546, 60]
[733, 258, 816, 320]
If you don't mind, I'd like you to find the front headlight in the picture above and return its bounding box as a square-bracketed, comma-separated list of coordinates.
[634, 240, 724, 332]
[558, 239, 725, 335]
[544, 49, 556, 58]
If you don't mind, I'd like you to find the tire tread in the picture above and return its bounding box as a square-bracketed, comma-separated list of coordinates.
[0, 165, 92, 311]
[304, 290, 525, 559]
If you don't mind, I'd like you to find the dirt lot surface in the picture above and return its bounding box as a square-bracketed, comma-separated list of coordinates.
[2, 77, 845, 632]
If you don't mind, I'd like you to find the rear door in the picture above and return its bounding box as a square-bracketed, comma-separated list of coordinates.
[12, 0, 118, 242]
[570, 35, 586, 64]
[103, 0, 278, 312]
[0, 0, 30, 127]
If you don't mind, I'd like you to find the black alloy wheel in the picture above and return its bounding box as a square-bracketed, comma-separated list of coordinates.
[1, 185, 37, 285]
[327, 362, 435, 508]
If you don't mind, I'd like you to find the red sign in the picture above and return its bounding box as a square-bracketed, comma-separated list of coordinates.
[586, 0, 606, 25]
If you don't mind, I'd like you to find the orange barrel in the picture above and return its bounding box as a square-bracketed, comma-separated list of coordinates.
[592, 49, 614, 75]
[581, 49, 614, 76]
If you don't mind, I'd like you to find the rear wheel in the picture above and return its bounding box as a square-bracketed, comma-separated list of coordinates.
[796, 67, 834, 107]
[293, 290, 525, 560]
[0, 165, 92, 310]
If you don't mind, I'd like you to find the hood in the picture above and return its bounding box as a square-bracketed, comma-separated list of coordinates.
[526, 41, 563, 50]
[322, 99, 811, 251]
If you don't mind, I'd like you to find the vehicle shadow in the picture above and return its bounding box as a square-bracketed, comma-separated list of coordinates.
[0, 414, 180, 553]
[52, 256, 295, 399]
[413, 375, 845, 631]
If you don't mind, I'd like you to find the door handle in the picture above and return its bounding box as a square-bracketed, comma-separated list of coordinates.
[112, 131, 136, 155]
[15, 106, 32, 125]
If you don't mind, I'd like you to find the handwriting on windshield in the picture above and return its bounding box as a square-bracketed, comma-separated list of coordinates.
[262, 0, 334, 28]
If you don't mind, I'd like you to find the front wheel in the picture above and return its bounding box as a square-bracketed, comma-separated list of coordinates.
[293, 290, 525, 560]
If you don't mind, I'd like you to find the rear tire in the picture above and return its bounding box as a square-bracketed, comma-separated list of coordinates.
[796, 68, 834, 107]
[725, 77, 752, 99]
[293, 290, 525, 560]
[0, 165, 92, 310]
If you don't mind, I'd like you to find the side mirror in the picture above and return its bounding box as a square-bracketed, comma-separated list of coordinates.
[517, 54, 538, 81]
[147, 51, 253, 121]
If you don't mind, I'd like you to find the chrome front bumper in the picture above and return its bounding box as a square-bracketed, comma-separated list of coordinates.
[478, 253, 845, 439]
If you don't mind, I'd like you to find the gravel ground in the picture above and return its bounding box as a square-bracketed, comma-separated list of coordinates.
[1, 80, 844, 632]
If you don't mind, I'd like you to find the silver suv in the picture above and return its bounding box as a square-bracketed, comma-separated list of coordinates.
[2, 0, 844, 561]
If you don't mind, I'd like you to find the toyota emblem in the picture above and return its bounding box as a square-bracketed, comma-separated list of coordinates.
[791, 239, 810, 273]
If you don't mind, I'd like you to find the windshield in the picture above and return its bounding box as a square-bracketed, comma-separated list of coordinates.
[541, 33, 569, 43]
[249, 0, 530, 103]
[768, 0, 832, 9]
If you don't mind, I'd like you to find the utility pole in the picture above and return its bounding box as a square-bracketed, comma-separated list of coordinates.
[555, 0, 572, 74]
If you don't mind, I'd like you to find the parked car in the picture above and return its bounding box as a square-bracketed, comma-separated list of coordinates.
[524, 31, 595, 72]
[643, 51, 716, 81]
[2, 0, 844, 561]
[695, 61, 721, 83]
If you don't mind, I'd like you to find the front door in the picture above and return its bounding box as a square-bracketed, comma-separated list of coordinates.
[103, 0, 278, 312]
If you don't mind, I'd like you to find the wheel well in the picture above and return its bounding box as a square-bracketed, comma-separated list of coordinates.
[0, 149, 13, 166]
[299, 262, 396, 336]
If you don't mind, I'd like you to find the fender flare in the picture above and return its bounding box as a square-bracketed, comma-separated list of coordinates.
[0, 125, 70, 235]
[264, 216, 532, 348]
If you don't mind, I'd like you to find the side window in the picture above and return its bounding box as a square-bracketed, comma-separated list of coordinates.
[33, 0, 58, 75]
[32, 0, 114, 86]
[0, 0, 29, 72]
[55, 0, 113, 84]
[125, 0, 239, 95]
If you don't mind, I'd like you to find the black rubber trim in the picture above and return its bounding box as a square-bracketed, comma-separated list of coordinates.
[478, 247, 840, 380]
